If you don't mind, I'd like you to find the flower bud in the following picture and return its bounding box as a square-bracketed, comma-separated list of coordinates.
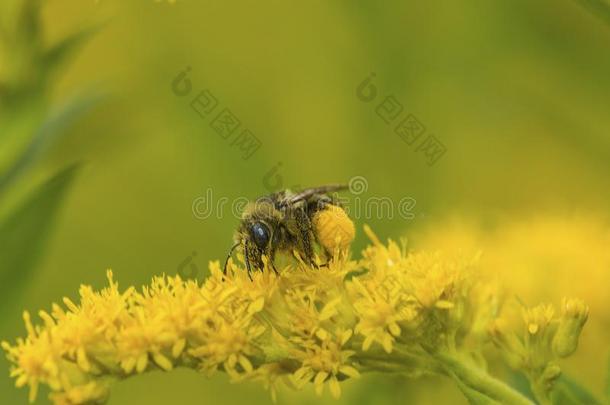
[552, 298, 589, 358]
[540, 362, 561, 384]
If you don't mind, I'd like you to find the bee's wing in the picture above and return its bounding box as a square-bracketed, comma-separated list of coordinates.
[284, 184, 348, 205]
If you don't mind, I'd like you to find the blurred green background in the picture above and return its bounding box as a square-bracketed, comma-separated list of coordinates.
[1, 0, 610, 403]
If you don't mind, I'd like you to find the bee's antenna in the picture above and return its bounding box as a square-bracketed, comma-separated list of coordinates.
[223, 242, 241, 275]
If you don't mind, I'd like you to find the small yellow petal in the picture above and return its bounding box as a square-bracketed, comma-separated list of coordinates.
[388, 323, 401, 337]
[136, 353, 148, 373]
[15, 374, 28, 388]
[293, 367, 309, 381]
[248, 297, 265, 314]
[28, 381, 39, 403]
[315, 382, 324, 396]
[315, 328, 328, 341]
[382, 335, 393, 353]
[62, 297, 79, 313]
[76, 347, 91, 372]
[172, 338, 186, 358]
[319, 298, 341, 321]
[339, 365, 360, 379]
[23, 312, 35, 337]
[227, 353, 237, 368]
[329, 376, 341, 399]
[314, 371, 328, 386]
[121, 357, 136, 374]
[435, 300, 454, 309]
[340, 329, 353, 345]
[153, 353, 173, 371]
[38, 311, 55, 328]
[362, 335, 374, 351]
[238, 355, 253, 373]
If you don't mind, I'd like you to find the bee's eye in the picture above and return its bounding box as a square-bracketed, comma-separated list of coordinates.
[251, 222, 270, 248]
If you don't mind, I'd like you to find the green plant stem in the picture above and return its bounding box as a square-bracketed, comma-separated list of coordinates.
[435, 351, 535, 405]
[529, 375, 551, 405]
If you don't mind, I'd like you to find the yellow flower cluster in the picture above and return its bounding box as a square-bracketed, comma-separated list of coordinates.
[2, 227, 588, 405]
[414, 214, 610, 392]
[491, 298, 589, 403]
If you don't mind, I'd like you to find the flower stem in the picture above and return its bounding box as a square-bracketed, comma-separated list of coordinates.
[529, 375, 552, 405]
[435, 351, 535, 405]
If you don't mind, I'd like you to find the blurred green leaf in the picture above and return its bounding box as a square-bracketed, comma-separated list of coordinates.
[550, 374, 602, 405]
[0, 164, 80, 322]
[16, 0, 42, 47]
[0, 93, 101, 197]
[40, 25, 102, 81]
[574, 0, 610, 27]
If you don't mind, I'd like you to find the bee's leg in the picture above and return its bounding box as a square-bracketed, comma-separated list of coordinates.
[270, 259, 279, 275]
[244, 240, 253, 280]
[223, 257, 229, 276]
[223, 242, 240, 276]
[323, 246, 332, 260]
[297, 209, 318, 269]
[318, 247, 333, 267]
[269, 249, 279, 275]
[307, 237, 321, 269]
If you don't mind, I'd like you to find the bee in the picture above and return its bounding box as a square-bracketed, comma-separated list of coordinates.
[224, 184, 356, 277]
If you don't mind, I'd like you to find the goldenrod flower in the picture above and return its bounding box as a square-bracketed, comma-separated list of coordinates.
[490, 298, 590, 403]
[291, 329, 358, 399]
[2, 227, 588, 405]
[414, 215, 607, 393]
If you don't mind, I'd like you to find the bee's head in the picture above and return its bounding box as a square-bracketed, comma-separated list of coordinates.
[237, 219, 273, 271]
[235, 200, 281, 270]
[245, 200, 280, 238]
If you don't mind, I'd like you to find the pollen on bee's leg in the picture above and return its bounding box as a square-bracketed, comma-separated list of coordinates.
[313, 205, 355, 253]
